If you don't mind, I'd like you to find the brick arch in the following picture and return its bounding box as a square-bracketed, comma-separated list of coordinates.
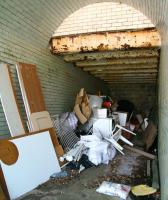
[54, 2, 154, 37]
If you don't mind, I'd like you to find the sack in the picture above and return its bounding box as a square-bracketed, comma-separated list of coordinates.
[96, 181, 131, 199]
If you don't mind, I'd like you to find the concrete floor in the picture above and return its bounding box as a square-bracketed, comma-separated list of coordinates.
[18, 149, 148, 200]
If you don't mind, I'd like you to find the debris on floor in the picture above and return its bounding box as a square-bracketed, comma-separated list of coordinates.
[131, 184, 157, 196]
[0, 84, 160, 200]
[96, 181, 131, 199]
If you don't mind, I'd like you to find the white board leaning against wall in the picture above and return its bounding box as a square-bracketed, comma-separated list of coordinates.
[0, 131, 61, 200]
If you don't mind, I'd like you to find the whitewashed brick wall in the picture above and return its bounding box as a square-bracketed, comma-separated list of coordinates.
[109, 83, 157, 112]
[0, 1, 108, 139]
[54, 2, 154, 36]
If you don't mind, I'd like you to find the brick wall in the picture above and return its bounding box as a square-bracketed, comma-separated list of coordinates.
[54, 2, 154, 36]
[0, 1, 108, 139]
[109, 83, 157, 112]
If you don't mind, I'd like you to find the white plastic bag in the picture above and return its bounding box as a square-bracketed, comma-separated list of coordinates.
[96, 181, 131, 200]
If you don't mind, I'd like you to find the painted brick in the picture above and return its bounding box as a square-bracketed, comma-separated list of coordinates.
[54, 2, 154, 36]
[109, 83, 157, 112]
[0, 1, 109, 139]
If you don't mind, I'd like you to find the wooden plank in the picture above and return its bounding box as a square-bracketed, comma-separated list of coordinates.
[95, 74, 157, 79]
[83, 64, 158, 71]
[0, 165, 9, 200]
[64, 49, 159, 62]
[0, 64, 25, 137]
[16, 63, 46, 115]
[124, 145, 157, 160]
[107, 82, 156, 84]
[76, 57, 158, 67]
[16, 63, 64, 156]
[91, 69, 158, 74]
[0, 185, 6, 200]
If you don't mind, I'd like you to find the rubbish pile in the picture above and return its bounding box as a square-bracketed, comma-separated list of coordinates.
[0, 62, 159, 200]
[52, 88, 138, 170]
[50, 88, 159, 199]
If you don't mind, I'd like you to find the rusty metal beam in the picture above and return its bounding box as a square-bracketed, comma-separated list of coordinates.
[64, 49, 159, 62]
[76, 57, 158, 67]
[51, 29, 161, 54]
[83, 64, 158, 71]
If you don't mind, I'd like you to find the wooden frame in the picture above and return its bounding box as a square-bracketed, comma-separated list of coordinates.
[0, 64, 25, 136]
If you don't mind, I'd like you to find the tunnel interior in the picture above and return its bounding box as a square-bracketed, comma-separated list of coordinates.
[0, 1, 168, 199]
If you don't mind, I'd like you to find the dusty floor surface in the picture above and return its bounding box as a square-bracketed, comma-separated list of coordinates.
[18, 149, 148, 200]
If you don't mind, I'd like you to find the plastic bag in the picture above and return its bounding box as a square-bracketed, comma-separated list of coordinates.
[96, 181, 131, 200]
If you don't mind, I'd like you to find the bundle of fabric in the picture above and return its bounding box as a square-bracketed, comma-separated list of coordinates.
[79, 135, 116, 165]
[59, 135, 116, 166]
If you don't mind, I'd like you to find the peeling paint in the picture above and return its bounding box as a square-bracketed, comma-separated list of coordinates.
[51, 28, 161, 54]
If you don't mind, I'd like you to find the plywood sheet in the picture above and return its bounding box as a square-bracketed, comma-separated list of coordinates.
[16, 63, 46, 115]
[0, 185, 6, 200]
[0, 64, 25, 136]
[0, 131, 61, 200]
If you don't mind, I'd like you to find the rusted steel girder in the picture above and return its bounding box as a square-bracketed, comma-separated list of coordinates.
[51, 29, 161, 54]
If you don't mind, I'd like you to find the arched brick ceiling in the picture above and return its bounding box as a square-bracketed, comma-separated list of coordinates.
[49, 0, 167, 39]
[54, 2, 154, 36]
[6, 0, 165, 47]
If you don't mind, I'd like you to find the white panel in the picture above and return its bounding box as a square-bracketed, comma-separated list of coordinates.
[29, 111, 53, 132]
[114, 112, 127, 127]
[0, 131, 61, 200]
[0, 64, 25, 136]
[93, 118, 113, 139]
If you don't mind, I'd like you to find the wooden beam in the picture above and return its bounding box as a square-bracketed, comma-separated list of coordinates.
[94, 74, 157, 80]
[64, 49, 159, 62]
[102, 78, 157, 82]
[83, 64, 158, 71]
[104, 78, 157, 81]
[105, 78, 157, 83]
[91, 69, 157, 74]
[106, 81, 156, 84]
[123, 145, 157, 160]
[76, 57, 158, 67]
[105, 78, 157, 82]
[92, 73, 157, 77]
[103, 75, 157, 80]
[51, 29, 161, 54]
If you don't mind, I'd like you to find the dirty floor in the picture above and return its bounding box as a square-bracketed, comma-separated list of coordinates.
[18, 149, 149, 200]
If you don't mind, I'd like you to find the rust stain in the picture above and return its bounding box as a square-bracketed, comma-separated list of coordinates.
[51, 28, 161, 54]
[115, 36, 121, 41]
[121, 43, 131, 49]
